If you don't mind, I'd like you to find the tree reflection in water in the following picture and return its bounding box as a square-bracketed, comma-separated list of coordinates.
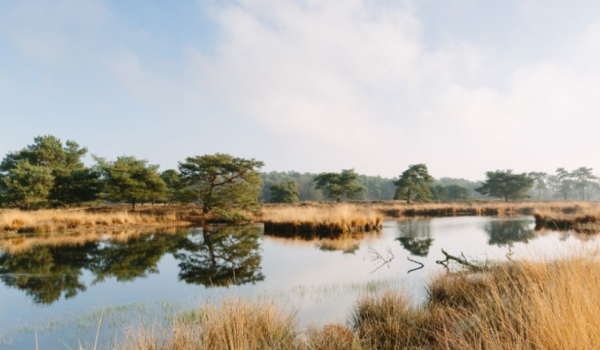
[0, 244, 90, 304]
[485, 219, 536, 247]
[174, 226, 264, 287]
[0, 225, 264, 304]
[396, 219, 434, 257]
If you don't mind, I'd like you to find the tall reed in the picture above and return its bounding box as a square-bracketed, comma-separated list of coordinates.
[262, 204, 382, 235]
[0, 209, 186, 234]
[87, 255, 600, 350]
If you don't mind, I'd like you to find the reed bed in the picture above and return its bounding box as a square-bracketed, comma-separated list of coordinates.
[533, 205, 600, 233]
[0, 209, 188, 234]
[262, 204, 382, 236]
[115, 298, 297, 350]
[101, 255, 600, 350]
[370, 200, 600, 218]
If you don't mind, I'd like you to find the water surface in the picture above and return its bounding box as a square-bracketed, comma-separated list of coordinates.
[0, 216, 596, 349]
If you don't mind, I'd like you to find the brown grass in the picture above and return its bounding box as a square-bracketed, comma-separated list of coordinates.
[115, 298, 297, 350]
[264, 201, 600, 234]
[0, 208, 190, 234]
[533, 205, 600, 232]
[262, 204, 382, 235]
[368, 200, 600, 218]
[99, 254, 600, 350]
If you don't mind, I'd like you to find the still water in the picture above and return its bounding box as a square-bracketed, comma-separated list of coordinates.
[0, 216, 596, 349]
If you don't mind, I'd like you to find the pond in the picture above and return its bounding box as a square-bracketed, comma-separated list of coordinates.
[0, 216, 597, 349]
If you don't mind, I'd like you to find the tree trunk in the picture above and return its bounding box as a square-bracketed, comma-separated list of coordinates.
[132, 198, 136, 211]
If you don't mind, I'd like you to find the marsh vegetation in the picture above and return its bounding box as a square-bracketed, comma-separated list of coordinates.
[79, 256, 600, 350]
[4, 136, 600, 349]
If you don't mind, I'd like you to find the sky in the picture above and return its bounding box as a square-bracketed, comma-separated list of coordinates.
[1, 0, 600, 180]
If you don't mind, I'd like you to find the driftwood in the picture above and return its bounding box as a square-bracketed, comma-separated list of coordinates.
[435, 249, 487, 271]
[407, 257, 424, 273]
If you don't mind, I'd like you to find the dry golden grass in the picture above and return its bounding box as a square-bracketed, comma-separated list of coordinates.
[370, 200, 600, 218]
[0, 208, 188, 234]
[100, 254, 600, 350]
[351, 255, 600, 350]
[265, 201, 600, 234]
[262, 204, 382, 235]
[533, 204, 600, 232]
[115, 298, 297, 350]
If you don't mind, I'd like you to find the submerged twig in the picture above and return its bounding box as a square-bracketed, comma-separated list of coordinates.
[407, 257, 424, 273]
[370, 247, 394, 273]
[506, 246, 514, 261]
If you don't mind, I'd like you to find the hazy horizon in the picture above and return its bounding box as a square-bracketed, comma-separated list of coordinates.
[2, 0, 600, 180]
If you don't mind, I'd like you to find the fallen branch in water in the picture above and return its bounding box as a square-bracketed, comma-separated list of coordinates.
[436, 249, 486, 271]
[407, 257, 424, 273]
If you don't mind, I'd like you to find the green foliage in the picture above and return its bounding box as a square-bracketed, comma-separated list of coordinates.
[394, 164, 434, 203]
[430, 185, 449, 201]
[261, 171, 395, 201]
[94, 156, 166, 209]
[161, 169, 196, 204]
[476, 170, 534, 202]
[446, 184, 472, 201]
[571, 167, 597, 200]
[556, 168, 576, 200]
[313, 169, 365, 201]
[269, 181, 300, 203]
[178, 153, 264, 218]
[357, 175, 396, 200]
[528, 172, 547, 200]
[431, 184, 471, 201]
[0, 135, 100, 207]
[435, 177, 487, 199]
[260, 171, 325, 202]
[54, 168, 103, 205]
[0, 161, 55, 209]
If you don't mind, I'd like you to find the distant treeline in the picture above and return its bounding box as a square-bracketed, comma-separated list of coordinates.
[2, 135, 599, 211]
[260, 171, 488, 202]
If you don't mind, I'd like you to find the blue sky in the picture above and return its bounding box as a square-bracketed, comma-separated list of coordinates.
[2, 0, 600, 180]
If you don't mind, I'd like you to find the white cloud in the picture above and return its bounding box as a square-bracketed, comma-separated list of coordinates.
[8, 0, 598, 178]
[178, 0, 600, 178]
[183, 0, 497, 176]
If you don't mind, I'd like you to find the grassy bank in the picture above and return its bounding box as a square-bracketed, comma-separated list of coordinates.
[0, 208, 191, 234]
[262, 204, 382, 235]
[533, 205, 600, 232]
[94, 255, 600, 350]
[4, 201, 600, 236]
[369, 200, 600, 218]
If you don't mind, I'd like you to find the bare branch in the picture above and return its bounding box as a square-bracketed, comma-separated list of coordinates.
[370, 247, 394, 273]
